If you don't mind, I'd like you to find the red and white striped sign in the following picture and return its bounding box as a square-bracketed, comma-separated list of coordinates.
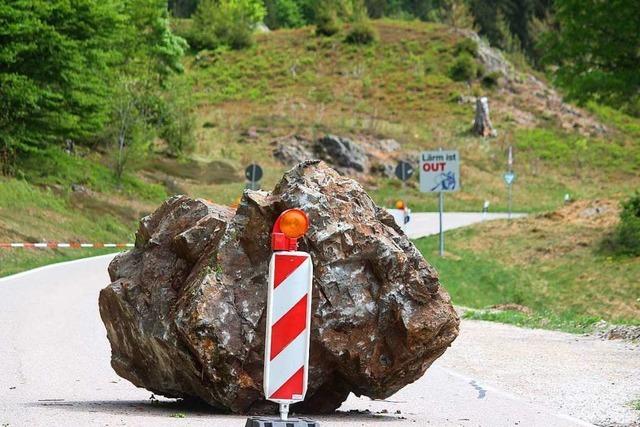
[263, 251, 313, 404]
[0, 242, 133, 249]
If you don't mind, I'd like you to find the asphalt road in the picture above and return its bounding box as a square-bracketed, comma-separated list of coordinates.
[404, 212, 526, 239]
[1, 214, 637, 427]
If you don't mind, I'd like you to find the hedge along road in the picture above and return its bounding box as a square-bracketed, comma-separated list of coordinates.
[0, 217, 637, 426]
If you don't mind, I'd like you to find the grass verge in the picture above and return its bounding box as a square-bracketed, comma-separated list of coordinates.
[413, 202, 640, 333]
[0, 249, 121, 278]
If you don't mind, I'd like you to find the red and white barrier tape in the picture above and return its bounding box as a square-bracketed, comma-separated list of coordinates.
[0, 242, 134, 249]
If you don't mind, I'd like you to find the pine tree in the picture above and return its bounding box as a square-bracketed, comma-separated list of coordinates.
[442, 0, 476, 30]
[542, 0, 640, 114]
[0, 0, 125, 164]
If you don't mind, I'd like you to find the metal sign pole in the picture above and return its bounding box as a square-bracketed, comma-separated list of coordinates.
[245, 163, 263, 191]
[419, 148, 459, 258]
[439, 191, 444, 256]
[507, 146, 513, 220]
[438, 147, 444, 257]
[508, 183, 512, 220]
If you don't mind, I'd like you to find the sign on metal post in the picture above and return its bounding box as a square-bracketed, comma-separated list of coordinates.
[420, 150, 460, 257]
[503, 171, 516, 185]
[259, 209, 316, 426]
[395, 161, 414, 182]
[419, 150, 460, 193]
[264, 252, 312, 407]
[505, 146, 515, 220]
[245, 163, 263, 190]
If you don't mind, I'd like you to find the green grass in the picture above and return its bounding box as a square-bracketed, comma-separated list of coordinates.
[0, 176, 155, 278]
[179, 20, 640, 214]
[0, 248, 120, 278]
[0, 178, 138, 241]
[0, 146, 169, 277]
[413, 213, 640, 333]
[462, 309, 601, 334]
[17, 148, 167, 201]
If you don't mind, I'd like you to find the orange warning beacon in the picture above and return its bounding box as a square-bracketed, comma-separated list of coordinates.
[264, 209, 313, 421]
[271, 208, 309, 251]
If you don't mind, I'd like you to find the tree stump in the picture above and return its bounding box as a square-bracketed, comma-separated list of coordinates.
[473, 96, 497, 137]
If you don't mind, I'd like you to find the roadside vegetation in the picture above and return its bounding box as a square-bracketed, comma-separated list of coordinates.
[414, 198, 640, 332]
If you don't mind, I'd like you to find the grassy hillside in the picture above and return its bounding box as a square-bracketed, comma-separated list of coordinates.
[414, 199, 640, 332]
[0, 152, 166, 276]
[1, 20, 639, 332]
[178, 20, 640, 212]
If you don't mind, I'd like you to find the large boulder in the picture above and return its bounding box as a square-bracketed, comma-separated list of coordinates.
[99, 161, 459, 414]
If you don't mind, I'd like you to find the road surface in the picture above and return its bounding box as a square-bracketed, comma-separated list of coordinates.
[1, 214, 638, 427]
[404, 212, 526, 239]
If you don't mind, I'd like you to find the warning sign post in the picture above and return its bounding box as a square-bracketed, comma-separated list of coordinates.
[263, 251, 312, 408]
[245, 209, 320, 427]
[419, 150, 460, 193]
[420, 150, 461, 256]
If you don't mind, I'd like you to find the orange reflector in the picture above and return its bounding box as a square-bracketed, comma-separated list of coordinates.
[395, 200, 405, 209]
[279, 209, 309, 239]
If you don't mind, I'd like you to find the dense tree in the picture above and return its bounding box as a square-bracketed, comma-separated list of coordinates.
[469, 0, 548, 54]
[264, 0, 304, 29]
[123, 0, 188, 82]
[191, 0, 266, 49]
[0, 0, 125, 165]
[542, 0, 640, 114]
[107, 0, 190, 178]
[0, 0, 190, 175]
[169, 0, 199, 17]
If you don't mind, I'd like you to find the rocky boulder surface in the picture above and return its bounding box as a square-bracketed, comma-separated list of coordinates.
[99, 161, 459, 414]
[313, 134, 368, 173]
[273, 134, 412, 178]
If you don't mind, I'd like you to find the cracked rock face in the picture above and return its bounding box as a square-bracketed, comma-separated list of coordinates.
[99, 161, 459, 414]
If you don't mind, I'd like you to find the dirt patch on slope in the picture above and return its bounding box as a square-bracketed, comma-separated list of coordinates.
[541, 199, 620, 228]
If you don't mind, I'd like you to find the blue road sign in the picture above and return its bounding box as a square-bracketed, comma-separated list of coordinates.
[503, 171, 516, 185]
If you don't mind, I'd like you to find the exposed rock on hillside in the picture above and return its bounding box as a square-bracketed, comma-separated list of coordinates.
[458, 30, 607, 136]
[272, 135, 314, 166]
[314, 134, 368, 172]
[272, 134, 410, 178]
[99, 161, 459, 414]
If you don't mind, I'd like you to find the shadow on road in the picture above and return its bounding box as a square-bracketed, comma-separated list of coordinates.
[29, 399, 403, 422]
[29, 399, 229, 418]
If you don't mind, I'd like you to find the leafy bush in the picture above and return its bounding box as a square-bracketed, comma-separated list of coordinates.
[170, 18, 194, 42]
[158, 82, 196, 157]
[345, 20, 378, 45]
[448, 53, 477, 81]
[611, 193, 640, 256]
[481, 71, 501, 88]
[191, 0, 265, 50]
[453, 38, 478, 57]
[315, 5, 340, 36]
[264, 0, 305, 29]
